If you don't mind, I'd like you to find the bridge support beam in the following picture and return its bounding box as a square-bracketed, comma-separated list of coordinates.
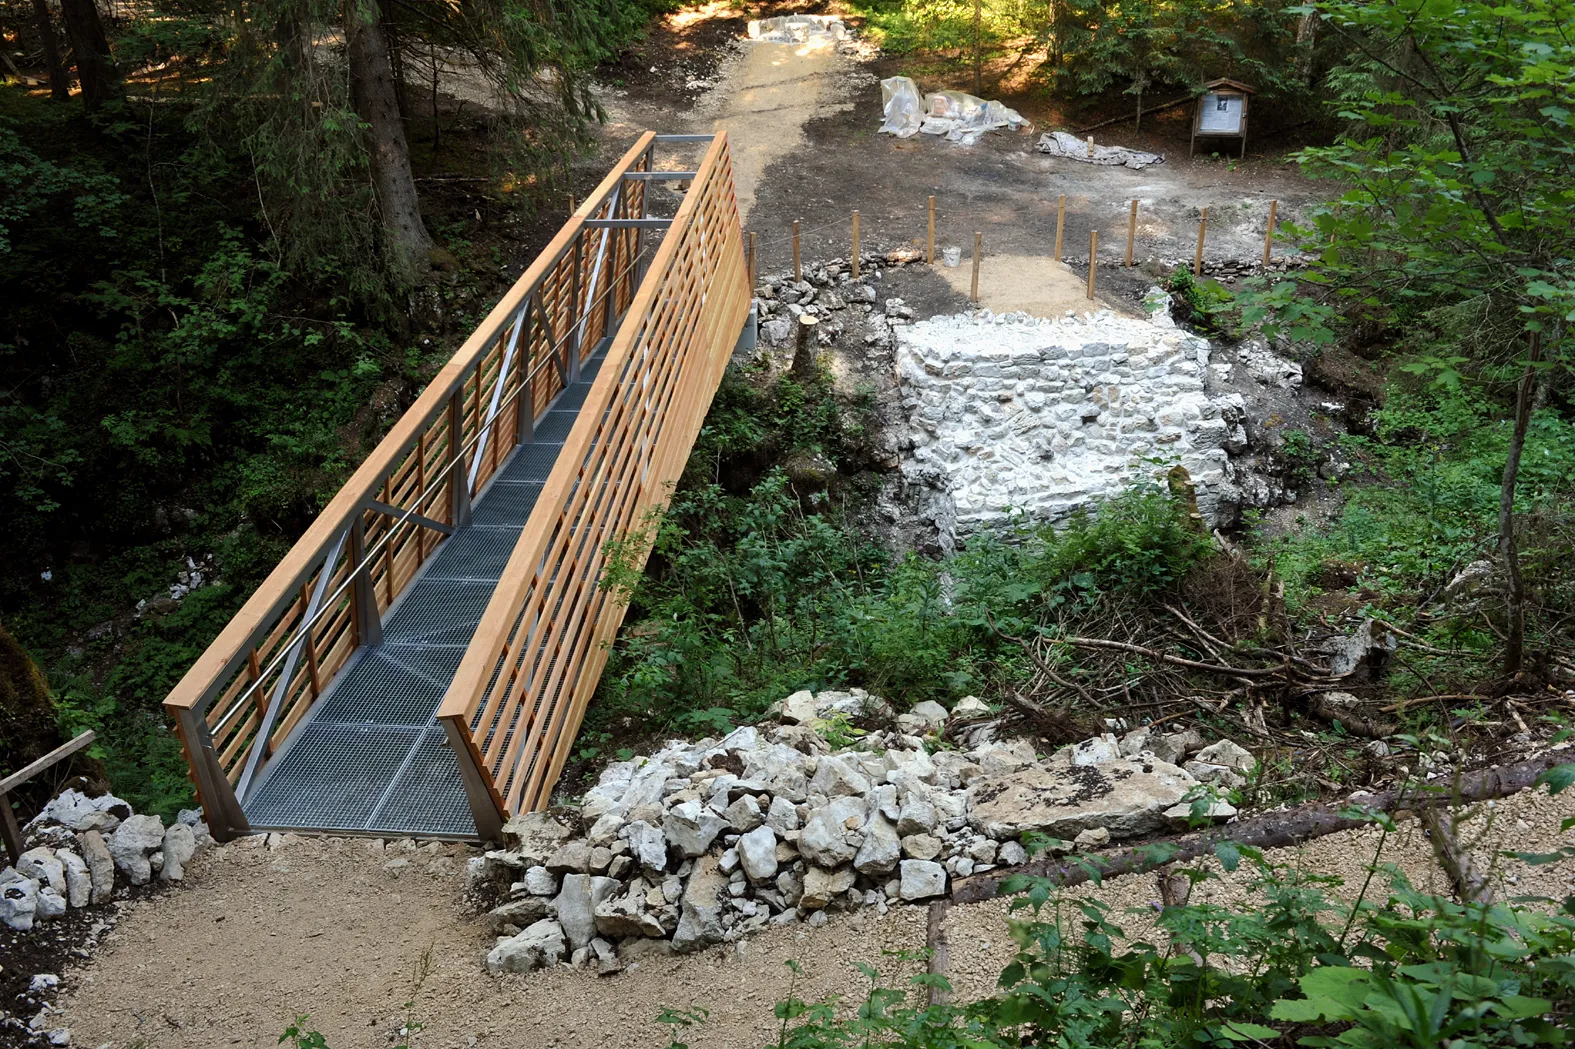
[442, 717, 506, 841]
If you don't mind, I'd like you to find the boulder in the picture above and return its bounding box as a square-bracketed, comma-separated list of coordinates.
[16, 848, 66, 895]
[967, 756, 1196, 840]
[737, 826, 778, 882]
[486, 919, 567, 973]
[898, 860, 946, 901]
[900, 834, 942, 861]
[807, 754, 871, 798]
[799, 867, 856, 910]
[853, 814, 900, 875]
[624, 820, 669, 875]
[664, 800, 728, 858]
[160, 823, 197, 882]
[1068, 735, 1120, 766]
[79, 830, 114, 903]
[553, 874, 620, 951]
[1323, 618, 1396, 680]
[798, 796, 867, 867]
[487, 896, 549, 934]
[1163, 798, 1238, 828]
[1, 870, 39, 931]
[107, 814, 165, 886]
[29, 789, 129, 833]
[671, 856, 727, 953]
[57, 850, 91, 908]
[595, 886, 665, 938]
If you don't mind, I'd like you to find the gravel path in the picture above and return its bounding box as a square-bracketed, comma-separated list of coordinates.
[55, 782, 1575, 1049]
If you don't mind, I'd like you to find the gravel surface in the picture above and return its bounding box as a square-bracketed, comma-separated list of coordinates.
[51, 783, 1575, 1049]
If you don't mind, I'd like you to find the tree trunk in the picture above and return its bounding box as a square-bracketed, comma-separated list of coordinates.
[346, 0, 432, 284]
[58, 0, 120, 112]
[31, 0, 70, 101]
[1294, 11, 1318, 86]
[1499, 330, 1542, 677]
[952, 749, 1569, 904]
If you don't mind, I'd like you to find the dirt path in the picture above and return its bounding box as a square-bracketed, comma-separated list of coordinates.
[55, 785, 1575, 1049]
[699, 40, 855, 224]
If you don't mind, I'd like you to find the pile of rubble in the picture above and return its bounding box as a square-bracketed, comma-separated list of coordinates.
[753, 251, 919, 353]
[2, 791, 214, 1044]
[470, 690, 1255, 975]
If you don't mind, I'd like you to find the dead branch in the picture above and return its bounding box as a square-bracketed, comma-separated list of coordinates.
[1420, 806, 1494, 904]
[951, 751, 1569, 904]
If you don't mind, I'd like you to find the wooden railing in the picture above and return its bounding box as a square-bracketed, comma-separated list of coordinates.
[437, 133, 751, 827]
[163, 132, 666, 840]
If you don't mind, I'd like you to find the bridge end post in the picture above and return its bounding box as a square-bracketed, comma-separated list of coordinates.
[441, 717, 507, 842]
[171, 707, 251, 842]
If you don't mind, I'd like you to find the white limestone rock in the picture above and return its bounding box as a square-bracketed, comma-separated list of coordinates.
[798, 796, 867, 868]
[1, 869, 39, 930]
[159, 823, 197, 882]
[486, 919, 567, 973]
[107, 814, 165, 886]
[967, 755, 1196, 841]
[16, 848, 66, 895]
[57, 850, 91, 908]
[737, 826, 779, 882]
[898, 860, 947, 901]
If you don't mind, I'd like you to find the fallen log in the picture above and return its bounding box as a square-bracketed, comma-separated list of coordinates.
[950, 750, 1569, 905]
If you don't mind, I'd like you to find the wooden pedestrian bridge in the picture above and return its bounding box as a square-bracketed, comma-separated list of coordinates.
[164, 133, 752, 843]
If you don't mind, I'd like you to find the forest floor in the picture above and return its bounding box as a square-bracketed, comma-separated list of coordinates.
[52, 786, 1575, 1049]
[586, 1, 1325, 308]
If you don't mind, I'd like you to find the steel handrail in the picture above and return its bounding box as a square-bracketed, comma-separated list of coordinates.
[206, 242, 656, 739]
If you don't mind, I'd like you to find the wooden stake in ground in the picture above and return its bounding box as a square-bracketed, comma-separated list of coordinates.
[851, 210, 861, 279]
[1087, 230, 1098, 300]
[1055, 194, 1066, 261]
[747, 231, 757, 288]
[568, 194, 575, 216]
[1087, 135, 1095, 157]
[1194, 207, 1208, 276]
[927, 196, 936, 264]
[791, 314, 819, 380]
[971, 232, 983, 303]
[1262, 199, 1278, 269]
[1126, 199, 1138, 267]
[792, 219, 802, 282]
[926, 901, 951, 1006]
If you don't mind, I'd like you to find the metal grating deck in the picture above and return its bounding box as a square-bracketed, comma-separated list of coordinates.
[242, 354, 606, 837]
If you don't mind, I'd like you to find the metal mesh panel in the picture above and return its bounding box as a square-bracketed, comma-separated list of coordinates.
[471, 482, 545, 528]
[367, 727, 477, 836]
[244, 724, 422, 830]
[424, 525, 527, 582]
[533, 410, 580, 443]
[310, 650, 446, 727]
[383, 579, 496, 644]
[497, 442, 564, 483]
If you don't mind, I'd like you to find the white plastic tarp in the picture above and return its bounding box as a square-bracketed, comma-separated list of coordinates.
[877, 78, 1027, 145]
[879, 76, 924, 137]
[748, 15, 847, 43]
[1036, 131, 1164, 169]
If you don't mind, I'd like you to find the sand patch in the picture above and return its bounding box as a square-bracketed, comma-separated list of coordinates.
[932, 252, 1139, 318]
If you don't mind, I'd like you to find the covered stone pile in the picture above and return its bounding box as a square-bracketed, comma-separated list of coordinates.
[470, 690, 1256, 974]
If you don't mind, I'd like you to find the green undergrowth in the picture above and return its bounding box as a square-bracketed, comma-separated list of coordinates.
[585, 361, 1216, 741]
[656, 805, 1575, 1049]
[1258, 387, 1575, 634]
